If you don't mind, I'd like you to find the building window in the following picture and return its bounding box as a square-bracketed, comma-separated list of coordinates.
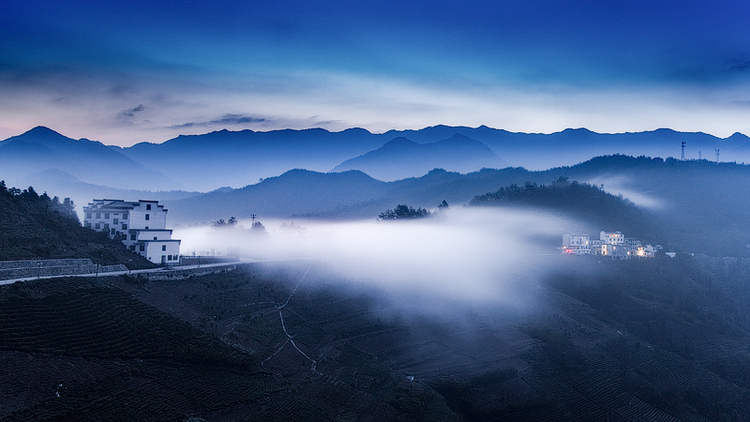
[162, 245, 166, 251]
[129, 245, 135, 251]
[104, 223, 109, 230]
[104, 213, 110, 219]
[145, 226, 149, 230]
[153, 237, 157, 240]
[95, 223, 100, 229]
[110, 228, 116, 235]
[146, 204, 151, 210]
[131, 234, 137, 241]
[113, 218, 119, 224]
[122, 213, 128, 220]
[145, 214, 150, 220]
[167, 255, 172, 261]
[122, 224, 127, 230]
[139, 245, 145, 252]
[96, 213, 101, 218]
[86, 213, 92, 219]
[85, 223, 91, 228]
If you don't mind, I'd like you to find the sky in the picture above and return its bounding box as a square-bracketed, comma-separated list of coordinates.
[2, 0, 750, 146]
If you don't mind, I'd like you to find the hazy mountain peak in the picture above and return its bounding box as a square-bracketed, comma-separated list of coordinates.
[25, 126, 62, 136]
[381, 136, 420, 149]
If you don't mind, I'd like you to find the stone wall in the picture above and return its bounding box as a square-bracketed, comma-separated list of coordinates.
[0, 259, 128, 280]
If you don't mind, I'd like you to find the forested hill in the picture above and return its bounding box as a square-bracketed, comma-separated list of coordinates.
[0, 182, 153, 268]
[471, 179, 660, 243]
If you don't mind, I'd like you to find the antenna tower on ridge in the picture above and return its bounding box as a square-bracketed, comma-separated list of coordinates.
[715, 149, 720, 163]
[681, 141, 686, 160]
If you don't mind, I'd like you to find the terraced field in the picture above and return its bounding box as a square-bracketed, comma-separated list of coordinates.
[4, 258, 750, 421]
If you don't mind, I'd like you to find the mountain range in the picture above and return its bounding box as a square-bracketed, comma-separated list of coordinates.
[3, 126, 750, 194]
[164, 155, 750, 257]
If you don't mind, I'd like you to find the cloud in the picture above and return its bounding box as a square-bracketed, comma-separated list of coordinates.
[120, 104, 145, 118]
[169, 113, 267, 129]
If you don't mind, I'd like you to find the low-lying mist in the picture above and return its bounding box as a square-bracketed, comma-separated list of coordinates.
[175, 207, 589, 313]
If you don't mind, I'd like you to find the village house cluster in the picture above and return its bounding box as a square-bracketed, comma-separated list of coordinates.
[83, 199, 180, 265]
[562, 231, 661, 259]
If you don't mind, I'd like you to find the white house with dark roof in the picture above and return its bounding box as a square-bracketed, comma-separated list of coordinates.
[83, 199, 180, 265]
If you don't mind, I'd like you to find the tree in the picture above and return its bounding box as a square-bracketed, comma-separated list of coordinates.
[378, 204, 430, 220]
[250, 220, 268, 236]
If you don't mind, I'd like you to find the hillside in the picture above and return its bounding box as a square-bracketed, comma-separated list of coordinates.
[0, 182, 154, 268]
[165, 155, 750, 257]
[470, 179, 660, 243]
[4, 258, 750, 421]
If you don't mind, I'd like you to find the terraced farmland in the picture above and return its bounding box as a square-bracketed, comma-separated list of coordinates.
[5, 258, 750, 421]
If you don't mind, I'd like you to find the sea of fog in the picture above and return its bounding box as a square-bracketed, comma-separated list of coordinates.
[175, 208, 592, 311]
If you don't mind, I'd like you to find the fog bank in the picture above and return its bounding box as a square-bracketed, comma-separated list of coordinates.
[175, 207, 584, 309]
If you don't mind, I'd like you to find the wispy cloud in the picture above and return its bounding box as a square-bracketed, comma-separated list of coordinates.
[120, 104, 145, 118]
[169, 113, 267, 129]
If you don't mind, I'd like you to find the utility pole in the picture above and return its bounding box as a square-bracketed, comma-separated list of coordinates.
[681, 141, 686, 161]
[250, 214, 257, 223]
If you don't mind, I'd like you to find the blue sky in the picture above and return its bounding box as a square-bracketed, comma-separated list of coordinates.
[2, 0, 750, 145]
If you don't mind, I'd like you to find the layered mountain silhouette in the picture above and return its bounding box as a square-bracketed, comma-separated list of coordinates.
[163, 155, 750, 257]
[332, 134, 505, 181]
[114, 128, 383, 191]
[0, 127, 179, 191]
[3, 125, 750, 196]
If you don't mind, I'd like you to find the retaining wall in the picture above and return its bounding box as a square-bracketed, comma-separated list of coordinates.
[0, 259, 128, 280]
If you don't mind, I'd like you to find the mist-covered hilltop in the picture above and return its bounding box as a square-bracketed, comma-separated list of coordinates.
[164, 155, 750, 257]
[470, 179, 659, 243]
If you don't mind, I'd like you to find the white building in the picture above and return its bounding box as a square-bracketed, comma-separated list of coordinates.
[600, 231, 625, 245]
[562, 234, 592, 255]
[562, 230, 659, 259]
[83, 199, 180, 265]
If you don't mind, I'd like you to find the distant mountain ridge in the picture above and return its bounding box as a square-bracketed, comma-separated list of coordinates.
[0, 126, 179, 191]
[332, 134, 506, 181]
[3, 125, 750, 195]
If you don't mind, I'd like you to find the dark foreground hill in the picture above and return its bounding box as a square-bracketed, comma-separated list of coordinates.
[3, 257, 750, 421]
[470, 179, 661, 244]
[0, 182, 153, 269]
